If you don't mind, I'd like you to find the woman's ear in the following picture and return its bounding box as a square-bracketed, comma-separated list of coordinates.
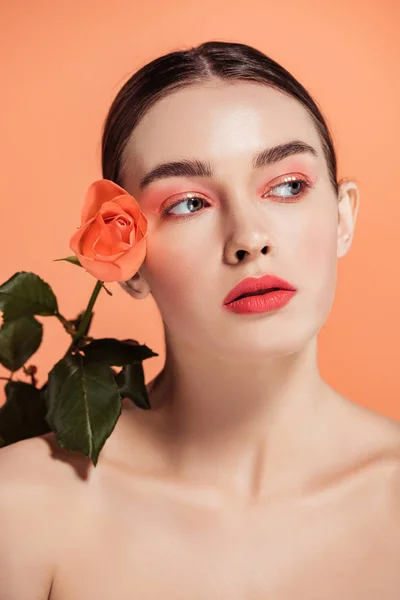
[118, 268, 151, 299]
[337, 179, 360, 258]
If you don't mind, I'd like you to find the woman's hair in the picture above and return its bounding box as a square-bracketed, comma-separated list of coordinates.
[102, 40, 339, 196]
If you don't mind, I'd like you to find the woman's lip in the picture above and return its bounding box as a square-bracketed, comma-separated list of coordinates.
[223, 274, 297, 305]
[223, 289, 297, 314]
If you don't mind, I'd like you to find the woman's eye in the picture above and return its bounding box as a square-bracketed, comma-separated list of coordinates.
[162, 196, 209, 216]
[264, 178, 309, 200]
[162, 178, 309, 218]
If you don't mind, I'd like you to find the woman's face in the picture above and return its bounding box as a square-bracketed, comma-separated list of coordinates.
[121, 82, 340, 359]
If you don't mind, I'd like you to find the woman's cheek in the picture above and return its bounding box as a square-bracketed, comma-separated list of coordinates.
[302, 220, 337, 270]
[141, 230, 200, 309]
[298, 215, 338, 315]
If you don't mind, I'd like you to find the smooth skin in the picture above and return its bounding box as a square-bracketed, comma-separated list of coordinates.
[1, 82, 400, 599]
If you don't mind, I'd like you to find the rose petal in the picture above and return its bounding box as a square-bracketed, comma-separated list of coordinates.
[77, 254, 125, 281]
[113, 235, 147, 281]
[80, 180, 133, 225]
[111, 195, 143, 221]
[70, 221, 120, 277]
[94, 219, 134, 256]
[70, 179, 148, 282]
[135, 210, 148, 237]
[99, 199, 133, 220]
[80, 218, 102, 259]
[117, 218, 134, 244]
[102, 210, 133, 228]
[69, 217, 96, 257]
[98, 201, 134, 245]
[106, 217, 133, 244]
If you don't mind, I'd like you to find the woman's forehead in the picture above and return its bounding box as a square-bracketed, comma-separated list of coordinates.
[122, 82, 323, 186]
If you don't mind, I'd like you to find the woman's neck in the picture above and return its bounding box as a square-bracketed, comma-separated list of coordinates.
[131, 334, 342, 503]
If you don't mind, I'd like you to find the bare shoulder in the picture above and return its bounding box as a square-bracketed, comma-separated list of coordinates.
[373, 412, 400, 512]
[323, 393, 400, 502]
[353, 401, 400, 457]
[348, 401, 400, 521]
[369, 411, 400, 547]
[0, 433, 94, 600]
[0, 431, 97, 489]
[332, 392, 400, 457]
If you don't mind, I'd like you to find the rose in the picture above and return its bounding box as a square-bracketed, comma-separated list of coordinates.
[69, 179, 148, 282]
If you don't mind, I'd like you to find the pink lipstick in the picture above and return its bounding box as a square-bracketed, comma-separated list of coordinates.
[223, 274, 297, 315]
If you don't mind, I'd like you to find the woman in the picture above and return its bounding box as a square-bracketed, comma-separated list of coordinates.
[1, 40, 400, 599]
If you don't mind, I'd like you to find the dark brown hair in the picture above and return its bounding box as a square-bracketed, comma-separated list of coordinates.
[102, 40, 339, 195]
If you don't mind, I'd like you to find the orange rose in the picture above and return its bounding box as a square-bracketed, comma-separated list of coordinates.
[69, 179, 147, 282]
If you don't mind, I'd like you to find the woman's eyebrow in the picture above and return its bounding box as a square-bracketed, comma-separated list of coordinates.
[138, 140, 318, 191]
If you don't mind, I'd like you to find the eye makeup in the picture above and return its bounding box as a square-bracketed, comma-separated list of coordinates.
[254, 157, 319, 194]
[138, 181, 213, 214]
[158, 173, 317, 222]
[139, 156, 319, 217]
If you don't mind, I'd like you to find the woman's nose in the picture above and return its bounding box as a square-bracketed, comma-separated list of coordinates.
[222, 207, 274, 265]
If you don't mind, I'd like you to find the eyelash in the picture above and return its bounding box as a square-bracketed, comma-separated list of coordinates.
[160, 176, 313, 219]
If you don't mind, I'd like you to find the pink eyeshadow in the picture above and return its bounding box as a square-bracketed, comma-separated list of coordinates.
[138, 157, 320, 212]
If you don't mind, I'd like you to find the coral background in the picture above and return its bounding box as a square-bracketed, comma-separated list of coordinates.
[0, 0, 399, 420]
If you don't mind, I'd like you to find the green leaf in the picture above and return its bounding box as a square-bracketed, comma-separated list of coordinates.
[0, 272, 58, 321]
[82, 338, 158, 366]
[0, 316, 43, 372]
[0, 381, 51, 446]
[45, 353, 122, 466]
[114, 362, 151, 410]
[53, 255, 82, 267]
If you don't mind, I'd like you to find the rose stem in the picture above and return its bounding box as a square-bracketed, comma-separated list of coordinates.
[66, 280, 103, 354]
